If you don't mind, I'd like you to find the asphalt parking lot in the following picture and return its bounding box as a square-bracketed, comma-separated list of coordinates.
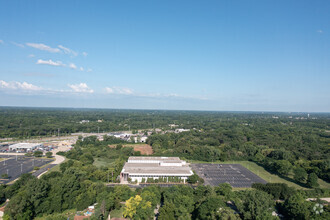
[191, 163, 267, 188]
[0, 155, 53, 184]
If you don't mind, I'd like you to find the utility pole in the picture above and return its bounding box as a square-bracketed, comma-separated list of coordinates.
[98, 126, 100, 134]
[58, 128, 60, 138]
[21, 164, 23, 173]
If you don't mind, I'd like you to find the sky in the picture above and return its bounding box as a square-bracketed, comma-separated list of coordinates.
[0, 0, 329, 112]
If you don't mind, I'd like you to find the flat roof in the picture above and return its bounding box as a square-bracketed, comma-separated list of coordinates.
[9, 143, 42, 149]
[128, 156, 181, 162]
[123, 163, 192, 175]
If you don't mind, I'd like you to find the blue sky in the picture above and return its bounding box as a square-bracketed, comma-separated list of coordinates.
[0, 0, 329, 112]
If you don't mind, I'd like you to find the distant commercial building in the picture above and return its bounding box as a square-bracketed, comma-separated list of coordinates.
[175, 128, 190, 133]
[9, 143, 43, 152]
[120, 156, 193, 183]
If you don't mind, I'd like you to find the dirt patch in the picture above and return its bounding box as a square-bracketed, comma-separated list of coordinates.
[109, 144, 153, 155]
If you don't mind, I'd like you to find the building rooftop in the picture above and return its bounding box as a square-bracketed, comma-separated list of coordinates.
[122, 162, 192, 175]
[128, 156, 181, 162]
[9, 143, 42, 149]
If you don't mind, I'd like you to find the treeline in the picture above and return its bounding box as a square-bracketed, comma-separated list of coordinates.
[1, 176, 329, 219]
[1, 107, 329, 140]
[147, 118, 330, 183]
[0, 133, 329, 219]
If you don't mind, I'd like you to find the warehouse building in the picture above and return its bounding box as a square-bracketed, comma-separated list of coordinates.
[9, 143, 43, 152]
[120, 156, 193, 183]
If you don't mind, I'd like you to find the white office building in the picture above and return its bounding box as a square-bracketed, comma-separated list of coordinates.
[120, 156, 193, 183]
[9, 143, 43, 152]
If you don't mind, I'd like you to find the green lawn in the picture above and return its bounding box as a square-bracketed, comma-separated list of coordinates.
[188, 160, 326, 190]
[318, 178, 330, 189]
[93, 157, 116, 168]
[110, 207, 124, 218]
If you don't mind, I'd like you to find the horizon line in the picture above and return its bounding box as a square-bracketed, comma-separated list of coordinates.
[0, 105, 329, 114]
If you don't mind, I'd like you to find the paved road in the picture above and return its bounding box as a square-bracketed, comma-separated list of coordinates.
[32, 164, 57, 177]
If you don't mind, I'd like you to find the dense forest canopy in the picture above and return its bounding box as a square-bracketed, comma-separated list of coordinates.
[0, 107, 329, 219]
[0, 106, 329, 137]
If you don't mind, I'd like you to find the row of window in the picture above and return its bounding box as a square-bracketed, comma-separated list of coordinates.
[129, 175, 187, 178]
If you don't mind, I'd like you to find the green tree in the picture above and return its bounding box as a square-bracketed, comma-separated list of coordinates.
[197, 195, 226, 220]
[275, 160, 292, 176]
[187, 174, 198, 184]
[293, 167, 307, 183]
[215, 183, 233, 200]
[283, 192, 311, 219]
[33, 151, 43, 157]
[123, 195, 153, 220]
[236, 190, 275, 220]
[215, 207, 240, 220]
[307, 173, 319, 188]
[5, 190, 34, 220]
[158, 202, 176, 220]
[1, 173, 9, 179]
[46, 152, 53, 158]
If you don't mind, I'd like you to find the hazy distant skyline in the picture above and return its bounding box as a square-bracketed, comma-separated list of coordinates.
[1, 1, 329, 112]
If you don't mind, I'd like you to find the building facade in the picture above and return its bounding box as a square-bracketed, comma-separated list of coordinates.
[9, 143, 43, 152]
[120, 156, 193, 183]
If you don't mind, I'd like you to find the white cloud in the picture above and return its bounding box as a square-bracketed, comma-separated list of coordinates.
[11, 42, 25, 48]
[58, 45, 78, 56]
[105, 86, 134, 95]
[28, 54, 35, 58]
[0, 80, 42, 91]
[80, 67, 84, 71]
[26, 43, 61, 53]
[87, 68, 93, 72]
[317, 30, 323, 34]
[105, 87, 114, 93]
[82, 52, 88, 56]
[0, 40, 3, 44]
[36, 59, 65, 67]
[68, 83, 94, 93]
[69, 63, 77, 69]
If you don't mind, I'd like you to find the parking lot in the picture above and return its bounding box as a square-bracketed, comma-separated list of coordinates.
[0, 155, 53, 184]
[191, 163, 267, 188]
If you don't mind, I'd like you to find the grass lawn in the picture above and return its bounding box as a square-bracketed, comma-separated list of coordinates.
[110, 207, 124, 218]
[93, 157, 116, 168]
[318, 178, 330, 189]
